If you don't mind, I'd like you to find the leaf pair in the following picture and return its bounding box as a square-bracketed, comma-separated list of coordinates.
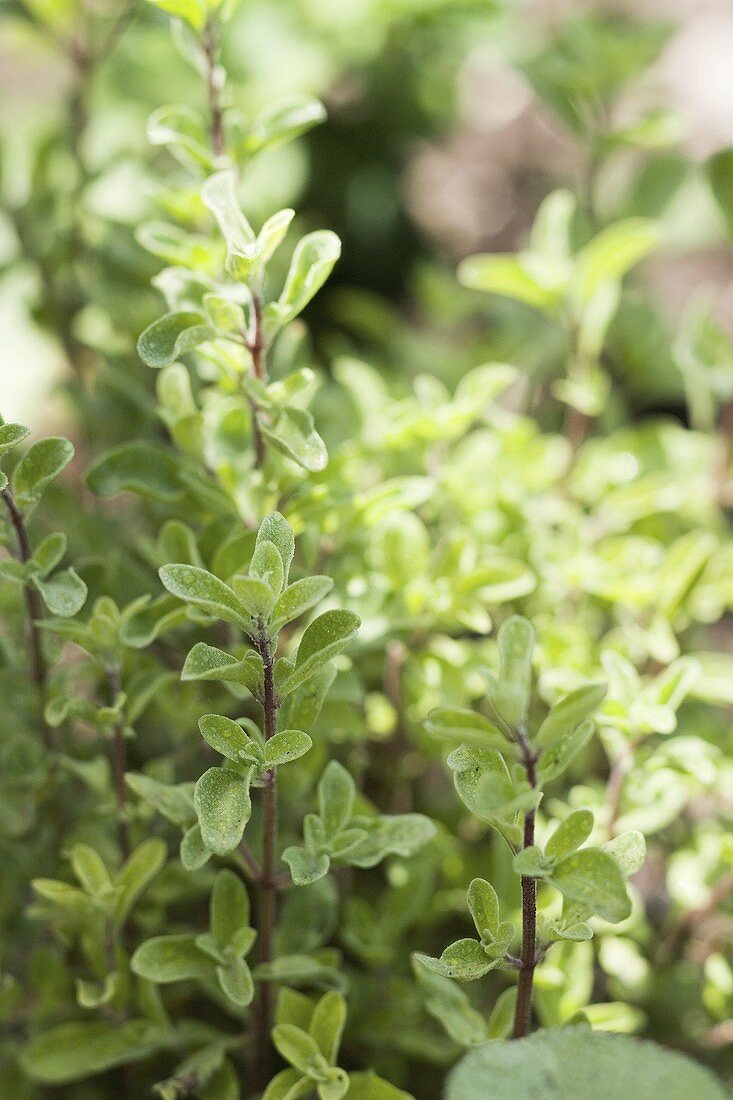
[283, 762, 436, 885]
[131, 870, 256, 1007]
[266, 990, 413, 1100]
[513, 809, 633, 924]
[194, 714, 311, 855]
[414, 879, 514, 982]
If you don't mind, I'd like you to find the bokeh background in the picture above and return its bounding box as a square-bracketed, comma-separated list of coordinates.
[3, 0, 733, 434]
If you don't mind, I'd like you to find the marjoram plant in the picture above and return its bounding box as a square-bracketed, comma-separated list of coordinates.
[1, 2, 733, 1099]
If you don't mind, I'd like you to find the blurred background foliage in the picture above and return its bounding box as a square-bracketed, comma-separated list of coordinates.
[2, 0, 733, 1096]
[5, 0, 733, 431]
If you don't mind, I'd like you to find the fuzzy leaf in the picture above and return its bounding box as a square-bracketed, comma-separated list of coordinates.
[33, 568, 87, 617]
[446, 1027, 728, 1100]
[21, 1020, 169, 1084]
[0, 422, 29, 454]
[211, 869, 251, 950]
[318, 762, 356, 839]
[217, 955, 254, 1006]
[413, 959, 488, 1047]
[194, 767, 252, 855]
[264, 730, 313, 768]
[113, 838, 167, 927]
[274, 231, 341, 325]
[425, 707, 507, 749]
[160, 564, 250, 628]
[131, 934, 215, 982]
[545, 810, 595, 860]
[549, 848, 631, 923]
[199, 713, 258, 763]
[138, 311, 215, 368]
[537, 718, 596, 784]
[466, 878, 500, 940]
[414, 939, 501, 982]
[536, 683, 607, 748]
[13, 437, 73, 505]
[271, 576, 334, 632]
[87, 442, 183, 501]
[182, 643, 263, 695]
[279, 610, 360, 696]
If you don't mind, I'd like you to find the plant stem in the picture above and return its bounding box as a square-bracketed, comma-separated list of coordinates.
[107, 666, 131, 861]
[512, 728, 538, 1040]
[202, 22, 225, 159]
[252, 629, 278, 1090]
[1, 487, 57, 752]
[246, 294, 267, 467]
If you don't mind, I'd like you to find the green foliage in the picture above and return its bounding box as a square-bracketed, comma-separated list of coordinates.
[1, 0, 732, 1097]
[447, 1028, 729, 1100]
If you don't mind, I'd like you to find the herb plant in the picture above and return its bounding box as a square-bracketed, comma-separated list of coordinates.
[2, 1, 733, 1099]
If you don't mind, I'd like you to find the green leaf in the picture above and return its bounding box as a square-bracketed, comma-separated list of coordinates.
[545, 810, 594, 860]
[180, 824, 211, 871]
[310, 990, 346, 1064]
[13, 437, 73, 505]
[604, 831, 646, 877]
[147, 104, 216, 170]
[283, 845, 331, 886]
[273, 1023, 329, 1076]
[250, 538, 285, 594]
[489, 616, 535, 730]
[194, 767, 252, 855]
[211, 869, 251, 950]
[457, 254, 563, 312]
[413, 958, 488, 1047]
[279, 610, 360, 696]
[263, 1068, 313, 1100]
[201, 170, 256, 277]
[30, 532, 66, 577]
[537, 718, 595, 784]
[217, 954, 254, 1006]
[142, 0, 206, 30]
[706, 147, 733, 238]
[318, 761, 356, 839]
[232, 574, 276, 619]
[466, 878, 500, 939]
[536, 683, 607, 748]
[425, 707, 507, 749]
[138, 311, 215, 368]
[33, 568, 87, 617]
[256, 513, 295, 581]
[113, 838, 167, 927]
[513, 846, 548, 877]
[260, 406, 328, 472]
[199, 713, 258, 763]
[346, 1072, 415, 1099]
[125, 773, 195, 827]
[345, 814, 436, 868]
[414, 939, 501, 982]
[181, 642, 263, 695]
[21, 1020, 169, 1084]
[0, 422, 29, 454]
[131, 934, 215, 982]
[446, 1027, 728, 1100]
[87, 442, 183, 501]
[160, 564, 250, 628]
[486, 987, 518, 1040]
[265, 730, 313, 768]
[70, 844, 111, 896]
[271, 576, 334, 633]
[246, 95, 327, 155]
[549, 848, 631, 923]
[274, 231, 341, 326]
[574, 219, 659, 302]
